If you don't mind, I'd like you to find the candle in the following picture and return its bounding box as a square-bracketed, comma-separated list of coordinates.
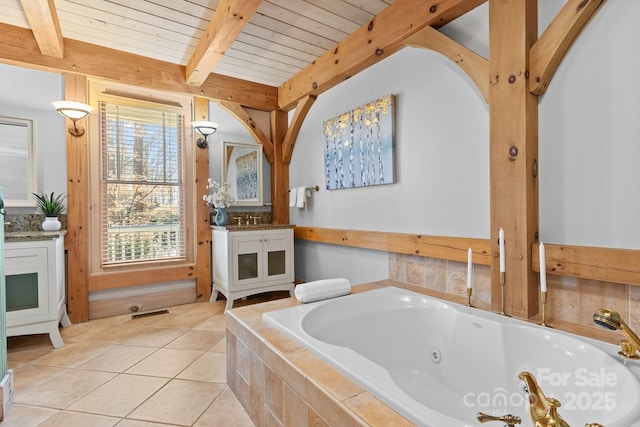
[539, 242, 547, 292]
[467, 248, 473, 289]
[499, 228, 505, 273]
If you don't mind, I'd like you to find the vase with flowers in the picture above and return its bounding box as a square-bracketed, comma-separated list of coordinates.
[203, 179, 235, 226]
[33, 192, 66, 231]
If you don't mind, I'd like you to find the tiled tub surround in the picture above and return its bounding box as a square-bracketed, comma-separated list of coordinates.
[389, 253, 640, 336]
[226, 281, 415, 427]
[226, 280, 640, 427]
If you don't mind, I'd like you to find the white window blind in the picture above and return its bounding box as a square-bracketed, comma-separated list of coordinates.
[99, 100, 186, 265]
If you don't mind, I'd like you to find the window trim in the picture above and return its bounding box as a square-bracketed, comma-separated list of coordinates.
[87, 82, 195, 274]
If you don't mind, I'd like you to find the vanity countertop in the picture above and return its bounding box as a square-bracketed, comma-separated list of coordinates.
[5, 230, 67, 242]
[211, 224, 295, 232]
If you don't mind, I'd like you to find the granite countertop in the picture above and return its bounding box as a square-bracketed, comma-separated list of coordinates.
[211, 224, 295, 231]
[5, 230, 67, 242]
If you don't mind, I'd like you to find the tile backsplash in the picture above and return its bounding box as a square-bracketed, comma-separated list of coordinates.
[389, 252, 640, 336]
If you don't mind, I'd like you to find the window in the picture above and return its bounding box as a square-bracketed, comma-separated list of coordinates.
[0, 117, 36, 207]
[98, 97, 188, 266]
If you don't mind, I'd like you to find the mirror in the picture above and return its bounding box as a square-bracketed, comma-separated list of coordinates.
[222, 141, 263, 206]
[0, 116, 37, 207]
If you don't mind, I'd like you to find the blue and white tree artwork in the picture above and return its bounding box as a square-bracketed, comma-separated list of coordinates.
[323, 94, 395, 190]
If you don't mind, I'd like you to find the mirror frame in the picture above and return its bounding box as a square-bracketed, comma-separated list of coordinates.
[222, 141, 263, 207]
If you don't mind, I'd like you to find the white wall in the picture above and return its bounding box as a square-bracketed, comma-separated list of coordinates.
[289, 42, 490, 283]
[0, 63, 66, 210]
[1, 0, 637, 277]
[539, 0, 640, 249]
[290, 0, 640, 282]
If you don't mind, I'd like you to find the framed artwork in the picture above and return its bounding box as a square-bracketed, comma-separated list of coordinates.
[323, 94, 395, 190]
[222, 141, 263, 206]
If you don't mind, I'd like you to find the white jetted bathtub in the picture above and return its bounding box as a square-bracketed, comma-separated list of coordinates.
[263, 286, 640, 427]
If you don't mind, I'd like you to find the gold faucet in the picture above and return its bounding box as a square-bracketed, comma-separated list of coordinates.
[593, 308, 640, 359]
[518, 371, 569, 427]
[477, 412, 521, 427]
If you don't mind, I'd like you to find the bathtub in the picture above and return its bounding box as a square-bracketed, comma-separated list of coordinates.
[263, 286, 640, 427]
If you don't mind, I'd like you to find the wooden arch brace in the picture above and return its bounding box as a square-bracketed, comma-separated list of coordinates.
[529, 0, 605, 95]
[282, 95, 316, 164]
[218, 101, 274, 163]
[404, 26, 490, 104]
[278, 0, 487, 111]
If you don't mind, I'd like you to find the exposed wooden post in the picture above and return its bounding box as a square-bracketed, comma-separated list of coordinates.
[271, 110, 289, 224]
[489, 0, 539, 318]
[64, 73, 90, 323]
[194, 97, 212, 302]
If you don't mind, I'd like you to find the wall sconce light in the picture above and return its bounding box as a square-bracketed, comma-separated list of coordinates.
[191, 120, 219, 148]
[52, 101, 93, 137]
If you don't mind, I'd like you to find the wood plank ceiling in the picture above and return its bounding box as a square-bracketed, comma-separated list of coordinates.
[1, 0, 394, 88]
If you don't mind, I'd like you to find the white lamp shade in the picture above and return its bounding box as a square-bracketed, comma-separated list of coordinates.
[191, 120, 219, 136]
[52, 101, 93, 120]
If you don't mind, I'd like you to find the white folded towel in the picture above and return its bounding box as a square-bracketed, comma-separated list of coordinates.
[296, 186, 306, 208]
[289, 188, 297, 207]
[294, 278, 352, 303]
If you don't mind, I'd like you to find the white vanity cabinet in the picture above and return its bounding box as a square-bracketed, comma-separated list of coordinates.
[211, 227, 294, 310]
[5, 235, 70, 347]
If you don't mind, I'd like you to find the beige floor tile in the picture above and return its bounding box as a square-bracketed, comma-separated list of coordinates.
[124, 348, 203, 378]
[191, 302, 226, 316]
[7, 334, 56, 365]
[128, 379, 225, 426]
[10, 364, 70, 392]
[0, 403, 59, 427]
[68, 374, 168, 417]
[193, 314, 226, 331]
[77, 345, 158, 373]
[122, 327, 186, 347]
[153, 312, 217, 329]
[38, 410, 120, 426]
[29, 341, 114, 368]
[116, 420, 172, 427]
[15, 369, 116, 409]
[165, 330, 225, 351]
[84, 323, 149, 344]
[195, 387, 255, 427]
[210, 337, 227, 353]
[177, 351, 226, 383]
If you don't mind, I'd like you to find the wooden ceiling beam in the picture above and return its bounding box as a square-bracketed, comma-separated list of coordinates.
[278, 0, 487, 111]
[0, 23, 277, 111]
[19, 0, 64, 58]
[186, 0, 263, 86]
[404, 26, 490, 104]
[530, 0, 605, 96]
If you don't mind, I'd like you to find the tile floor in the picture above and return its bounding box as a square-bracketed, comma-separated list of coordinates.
[3, 295, 282, 427]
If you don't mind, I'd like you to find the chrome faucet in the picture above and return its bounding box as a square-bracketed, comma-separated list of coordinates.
[593, 308, 640, 359]
[518, 371, 569, 427]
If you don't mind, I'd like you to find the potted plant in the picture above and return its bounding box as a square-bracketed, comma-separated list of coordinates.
[32, 192, 66, 231]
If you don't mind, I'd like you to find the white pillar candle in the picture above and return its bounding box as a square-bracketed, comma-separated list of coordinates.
[467, 248, 473, 289]
[499, 228, 505, 273]
[539, 242, 547, 292]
